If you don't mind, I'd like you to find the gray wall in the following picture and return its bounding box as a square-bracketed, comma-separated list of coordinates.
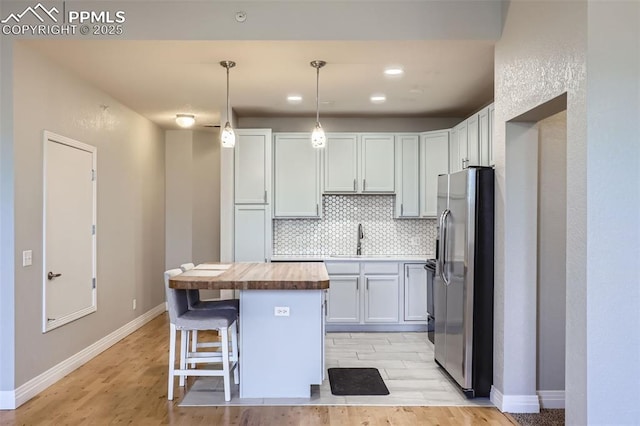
[0, 0, 16, 393]
[238, 116, 461, 133]
[12, 43, 166, 387]
[537, 111, 567, 391]
[496, 1, 640, 423]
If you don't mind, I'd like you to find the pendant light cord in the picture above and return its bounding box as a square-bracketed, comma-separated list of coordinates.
[316, 66, 320, 124]
[226, 66, 230, 123]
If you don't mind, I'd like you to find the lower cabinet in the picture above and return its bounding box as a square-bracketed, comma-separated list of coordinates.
[325, 260, 427, 331]
[404, 263, 428, 321]
[364, 275, 399, 322]
[326, 275, 360, 323]
[234, 205, 271, 262]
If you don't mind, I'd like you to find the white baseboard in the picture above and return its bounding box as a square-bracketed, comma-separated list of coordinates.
[490, 385, 541, 413]
[4, 303, 166, 410]
[0, 390, 16, 410]
[538, 390, 565, 409]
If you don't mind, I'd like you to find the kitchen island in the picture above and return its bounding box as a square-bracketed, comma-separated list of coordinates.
[169, 262, 329, 399]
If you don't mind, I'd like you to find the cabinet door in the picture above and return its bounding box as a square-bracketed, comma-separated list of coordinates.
[326, 275, 360, 323]
[479, 107, 491, 167]
[234, 129, 271, 204]
[420, 130, 449, 218]
[455, 121, 468, 171]
[488, 104, 495, 166]
[404, 264, 428, 321]
[467, 114, 480, 167]
[274, 134, 321, 217]
[324, 134, 358, 192]
[234, 205, 270, 262]
[364, 275, 399, 323]
[449, 127, 459, 173]
[395, 134, 420, 217]
[361, 134, 395, 193]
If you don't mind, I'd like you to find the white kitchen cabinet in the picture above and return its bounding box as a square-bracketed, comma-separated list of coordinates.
[479, 107, 490, 166]
[234, 129, 272, 204]
[364, 275, 400, 323]
[234, 204, 271, 262]
[451, 121, 468, 172]
[361, 134, 395, 193]
[395, 134, 420, 218]
[404, 263, 428, 321]
[488, 104, 495, 166]
[420, 130, 449, 218]
[326, 275, 360, 323]
[449, 127, 459, 173]
[467, 113, 480, 167]
[273, 133, 321, 218]
[324, 133, 358, 192]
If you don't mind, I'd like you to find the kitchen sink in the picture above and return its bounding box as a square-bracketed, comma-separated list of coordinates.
[329, 254, 394, 258]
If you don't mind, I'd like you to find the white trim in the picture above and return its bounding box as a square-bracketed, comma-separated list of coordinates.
[490, 385, 541, 413]
[6, 303, 165, 410]
[0, 390, 16, 410]
[538, 390, 565, 409]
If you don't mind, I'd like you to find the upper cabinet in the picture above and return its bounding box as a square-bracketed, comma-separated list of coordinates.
[395, 134, 420, 217]
[449, 103, 495, 171]
[324, 133, 395, 194]
[420, 130, 449, 218]
[360, 134, 395, 193]
[324, 133, 358, 192]
[273, 133, 322, 218]
[234, 129, 272, 204]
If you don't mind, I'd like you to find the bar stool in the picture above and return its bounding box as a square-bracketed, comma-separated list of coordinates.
[164, 269, 239, 402]
[179, 263, 240, 360]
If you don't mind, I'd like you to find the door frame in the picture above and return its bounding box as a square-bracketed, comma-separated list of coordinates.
[42, 131, 97, 333]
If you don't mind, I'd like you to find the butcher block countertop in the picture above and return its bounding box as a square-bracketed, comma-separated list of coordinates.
[169, 262, 330, 290]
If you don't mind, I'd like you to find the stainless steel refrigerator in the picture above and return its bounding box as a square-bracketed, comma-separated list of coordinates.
[434, 167, 494, 398]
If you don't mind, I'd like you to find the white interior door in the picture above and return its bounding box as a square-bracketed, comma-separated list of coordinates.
[43, 132, 96, 332]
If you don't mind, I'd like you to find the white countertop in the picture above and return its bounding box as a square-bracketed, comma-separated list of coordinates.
[271, 254, 434, 263]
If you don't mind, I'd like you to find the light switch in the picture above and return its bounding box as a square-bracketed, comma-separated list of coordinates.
[22, 250, 33, 267]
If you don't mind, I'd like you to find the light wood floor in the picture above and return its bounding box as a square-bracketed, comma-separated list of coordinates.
[0, 314, 517, 425]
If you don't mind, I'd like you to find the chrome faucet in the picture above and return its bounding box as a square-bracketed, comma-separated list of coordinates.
[357, 223, 364, 255]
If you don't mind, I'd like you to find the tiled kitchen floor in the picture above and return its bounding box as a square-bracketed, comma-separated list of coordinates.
[179, 332, 494, 407]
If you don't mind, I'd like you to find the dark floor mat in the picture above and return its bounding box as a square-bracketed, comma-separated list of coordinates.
[327, 368, 390, 396]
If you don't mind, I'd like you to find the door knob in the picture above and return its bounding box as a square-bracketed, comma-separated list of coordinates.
[47, 271, 62, 280]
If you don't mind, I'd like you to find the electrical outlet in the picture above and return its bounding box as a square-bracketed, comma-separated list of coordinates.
[22, 250, 32, 267]
[274, 306, 290, 317]
[132, 299, 136, 310]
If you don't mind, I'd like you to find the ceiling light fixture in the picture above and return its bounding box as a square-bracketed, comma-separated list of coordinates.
[310, 60, 327, 149]
[287, 95, 303, 104]
[175, 114, 196, 128]
[370, 94, 387, 104]
[219, 60, 236, 148]
[384, 67, 404, 76]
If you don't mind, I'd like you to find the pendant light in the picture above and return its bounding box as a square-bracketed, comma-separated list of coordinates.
[220, 60, 236, 148]
[310, 60, 327, 148]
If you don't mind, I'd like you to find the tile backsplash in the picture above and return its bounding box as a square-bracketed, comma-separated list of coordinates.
[273, 195, 437, 256]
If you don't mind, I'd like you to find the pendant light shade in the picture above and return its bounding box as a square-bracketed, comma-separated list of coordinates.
[310, 60, 327, 148]
[220, 60, 236, 148]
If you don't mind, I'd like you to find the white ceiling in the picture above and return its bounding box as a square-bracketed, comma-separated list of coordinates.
[23, 39, 495, 130]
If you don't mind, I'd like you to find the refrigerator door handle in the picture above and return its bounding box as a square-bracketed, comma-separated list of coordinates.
[439, 209, 451, 285]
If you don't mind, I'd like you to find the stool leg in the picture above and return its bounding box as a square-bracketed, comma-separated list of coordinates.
[220, 327, 231, 402]
[179, 330, 187, 387]
[190, 330, 198, 368]
[231, 320, 239, 384]
[168, 324, 176, 400]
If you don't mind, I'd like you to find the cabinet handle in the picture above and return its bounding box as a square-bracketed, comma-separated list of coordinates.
[353, 179, 356, 191]
[363, 179, 366, 191]
[316, 204, 319, 215]
[264, 190, 267, 203]
[356, 281, 359, 290]
[401, 204, 404, 216]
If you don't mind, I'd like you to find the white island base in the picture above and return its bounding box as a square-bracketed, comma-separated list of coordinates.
[239, 289, 325, 399]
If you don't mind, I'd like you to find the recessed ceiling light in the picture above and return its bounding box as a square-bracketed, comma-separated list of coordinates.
[175, 114, 195, 128]
[287, 95, 303, 104]
[370, 95, 386, 104]
[384, 67, 404, 76]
